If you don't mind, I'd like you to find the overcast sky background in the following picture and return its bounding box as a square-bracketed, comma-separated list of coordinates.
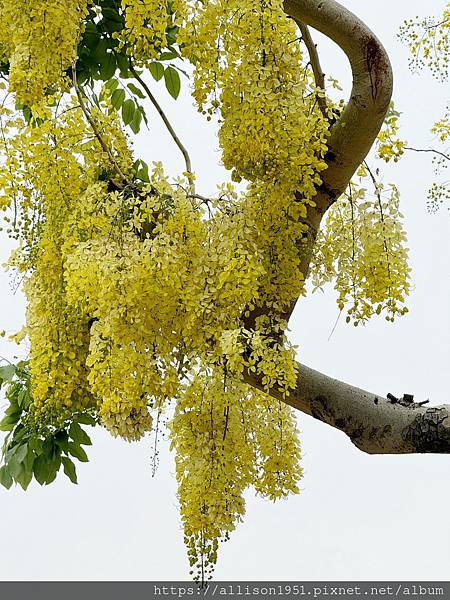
[0, 0, 449, 581]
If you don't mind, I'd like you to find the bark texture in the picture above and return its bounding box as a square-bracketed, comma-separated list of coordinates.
[243, 0, 450, 455]
[247, 364, 450, 454]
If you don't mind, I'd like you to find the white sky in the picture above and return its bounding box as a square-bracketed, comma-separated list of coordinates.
[0, 0, 449, 581]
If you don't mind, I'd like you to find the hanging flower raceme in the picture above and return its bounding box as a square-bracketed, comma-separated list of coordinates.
[169, 370, 301, 581]
[182, 0, 328, 191]
[0, 0, 90, 106]
[0, 0, 412, 584]
[119, 0, 187, 64]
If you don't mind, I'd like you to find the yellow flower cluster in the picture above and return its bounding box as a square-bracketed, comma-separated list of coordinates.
[311, 171, 410, 324]
[399, 4, 450, 80]
[169, 370, 301, 580]
[120, 0, 186, 63]
[0, 95, 136, 426]
[432, 108, 450, 143]
[0, 0, 89, 106]
[376, 104, 406, 163]
[182, 0, 328, 188]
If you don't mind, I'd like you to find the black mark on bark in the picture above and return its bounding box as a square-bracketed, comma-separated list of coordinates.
[366, 36, 381, 100]
[403, 408, 450, 453]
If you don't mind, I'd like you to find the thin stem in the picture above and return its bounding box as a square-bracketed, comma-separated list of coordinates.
[72, 64, 131, 187]
[129, 63, 195, 191]
[404, 147, 450, 161]
[297, 22, 328, 119]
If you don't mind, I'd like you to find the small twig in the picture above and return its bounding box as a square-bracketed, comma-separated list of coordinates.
[189, 193, 212, 204]
[297, 22, 328, 120]
[404, 147, 450, 162]
[223, 404, 230, 441]
[129, 62, 195, 192]
[425, 18, 450, 31]
[72, 63, 131, 187]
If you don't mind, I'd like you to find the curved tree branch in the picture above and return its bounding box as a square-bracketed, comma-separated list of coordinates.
[246, 362, 450, 455]
[285, 0, 393, 214]
[244, 0, 394, 331]
[242, 1, 450, 455]
[289, 0, 394, 301]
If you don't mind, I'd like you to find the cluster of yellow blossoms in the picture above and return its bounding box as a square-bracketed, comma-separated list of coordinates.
[311, 166, 410, 324]
[0, 0, 411, 580]
[170, 371, 301, 578]
[399, 3, 450, 81]
[120, 0, 186, 63]
[0, 0, 89, 106]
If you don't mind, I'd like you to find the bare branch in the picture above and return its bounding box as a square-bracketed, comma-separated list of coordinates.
[297, 21, 328, 119]
[244, 363, 450, 455]
[404, 146, 450, 161]
[72, 64, 131, 188]
[129, 63, 195, 190]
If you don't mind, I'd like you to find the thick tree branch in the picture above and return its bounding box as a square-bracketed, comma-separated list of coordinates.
[241, 2, 450, 456]
[284, 0, 393, 215]
[245, 363, 450, 455]
[281, 0, 393, 319]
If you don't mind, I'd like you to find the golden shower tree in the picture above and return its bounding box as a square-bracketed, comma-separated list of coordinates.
[0, 0, 448, 581]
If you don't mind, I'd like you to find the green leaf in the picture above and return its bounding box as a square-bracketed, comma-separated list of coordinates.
[33, 451, 61, 486]
[0, 412, 21, 432]
[54, 430, 69, 452]
[127, 83, 145, 99]
[67, 442, 89, 463]
[16, 460, 34, 491]
[139, 105, 148, 126]
[61, 457, 78, 485]
[45, 454, 61, 485]
[129, 108, 143, 134]
[134, 159, 150, 183]
[100, 52, 116, 80]
[122, 98, 135, 125]
[33, 454, 50, 485]
[166, 25, 179, 46]
[5, 401, 21, 416]
[111, 88, 125, 110]
[105, 78, 119, 93]
[7, 443, 28, 478]
[160, 51, 179, 61]
[69, 422, 92, 446]
[76, 413, 96, 426]
[22, 106, 32, 124]
[149, 62, 164, 82]
[164, 66, 181, 99]
[0, 465, 13, 490]
[116, 52, 131, 78]
[0, 364, 15, 382]
[91, 38, 109, 61]
[17, 388, 31, 409]
[28, 437, 44, 455]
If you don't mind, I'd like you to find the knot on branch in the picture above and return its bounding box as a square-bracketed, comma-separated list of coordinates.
[387, 393, 429, 409]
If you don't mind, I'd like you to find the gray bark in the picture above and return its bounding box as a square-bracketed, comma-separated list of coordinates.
[243, 0, 450, 455]
[246, 364, 450, 454]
